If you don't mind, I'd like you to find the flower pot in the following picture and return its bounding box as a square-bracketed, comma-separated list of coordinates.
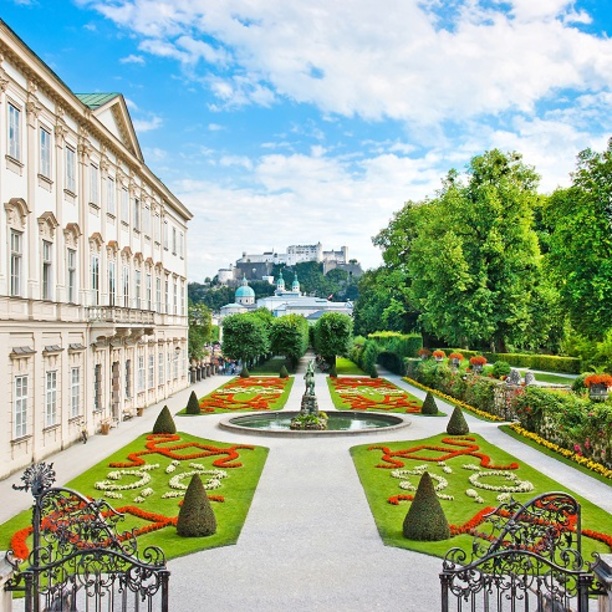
[100, 422, 111, 435]
[137, 406, 144, 417]
[589, 384, 609, 401]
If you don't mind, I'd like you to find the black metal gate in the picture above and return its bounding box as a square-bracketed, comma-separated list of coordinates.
[5, 462, 170, 611]
[440, 492, 596, 611]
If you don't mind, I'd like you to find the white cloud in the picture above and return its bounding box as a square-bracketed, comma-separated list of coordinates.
[120, 53, 145, 64]
[133, 114, 163, 132]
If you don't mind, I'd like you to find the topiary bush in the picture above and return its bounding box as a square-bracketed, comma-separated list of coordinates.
[279, 365, 289, 378]
[152, 405, 176, 434]
[370, 365, 378, 378]
[446, 406, 469, 435]
[491, 360, 512, 379]
[176, 474, 217, 537]
[240, 365, 250, 378]
[403, 472, 450, 541]
[186, 390, 201, 415]
[421, 392, 439, 415]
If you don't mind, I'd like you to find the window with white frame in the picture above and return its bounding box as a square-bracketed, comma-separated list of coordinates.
[179, 231, 184, 258]
[67, 248, 77, 303]
[121, 188, 129, 223]
[165, 278, 169, 314]
[122, 265, 130, 308]
[91, 255, 100, 306]
[71, 367, 80, 418]
[158, 351, 164, 384]
[125, 359, 132, 399]
[133, 198, 140, 231]
[143, 205, 150, 235]
[8, 103, 21, 161]
[90, 164, 99, 204]
[65, 146, 76, 193]
[163, 220, 168, 250]
[39, 126, 52, 178]
[180, 279, 185, 315]
[172, 227, 177, 255]
[173, 350, 179, 379]
[45, 371, 57, 427]
[10, 229, 23, 297]
[135, 270, 142, 309]
[153, 213, 160, 242]
[146, 273, 152, 310]
[108, 260, 116, 306]
[173, 279, 178, 315]
[148, 354, 155, 389]
[167, 352, 172, 382]
[14, 375, 28, 438]
[137, 355, 145, 392]
[94, 364, 102, 411]
[42, 239, 53, 300]
[156, 277, 161, 312]
[106, 176, 115, 215]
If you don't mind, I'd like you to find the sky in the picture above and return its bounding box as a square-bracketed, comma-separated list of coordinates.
[3, 0, 612, 282]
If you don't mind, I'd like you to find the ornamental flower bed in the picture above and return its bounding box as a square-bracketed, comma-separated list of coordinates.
[328, 377, 422, 413]
[195, 376, 293, 413]
[0, 432, 268, 561]
[351, 433, 612, 560]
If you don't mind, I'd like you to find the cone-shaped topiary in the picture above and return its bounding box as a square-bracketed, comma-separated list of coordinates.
[240, 365, 250, 378]
[421, 392, 439, 416]
[403, 472, 450, 541]
[152, 405, 176, 434]
[176, 474, 217, 537]
[446, 406, 470, 435]
[370, 365, 379, 378]
[329, 364, 337, 378]
[279, 365, 289, 378]
[186, 390, 201, 415]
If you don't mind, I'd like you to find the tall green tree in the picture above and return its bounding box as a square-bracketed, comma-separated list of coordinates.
[545, 140, 612, 340]
[221, 312, 270, 366]
[270, 314, 310, 370]
[188, 302, 213, 361]
[313, 312, 353, 366]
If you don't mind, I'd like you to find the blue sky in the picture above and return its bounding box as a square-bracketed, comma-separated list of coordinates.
[3, 0, 612, 281]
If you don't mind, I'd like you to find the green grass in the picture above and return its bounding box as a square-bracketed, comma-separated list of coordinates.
[351, 432, 611, 560]
[529, 371, 575, 385]
[335, 357, 366, 375]
[0, 432, 268, 560]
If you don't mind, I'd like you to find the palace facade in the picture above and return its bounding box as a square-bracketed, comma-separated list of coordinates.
[0, 20, 193, 478]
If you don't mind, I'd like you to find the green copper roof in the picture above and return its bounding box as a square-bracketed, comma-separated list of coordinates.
[75, 93, 121, 110]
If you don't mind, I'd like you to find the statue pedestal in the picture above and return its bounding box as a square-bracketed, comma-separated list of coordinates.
[300, 394, 319, 415]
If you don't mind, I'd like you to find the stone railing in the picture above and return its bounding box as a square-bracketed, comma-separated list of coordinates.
[86, 306, 155, 325]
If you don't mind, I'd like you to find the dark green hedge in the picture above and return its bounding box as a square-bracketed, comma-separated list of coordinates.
[446, 349, 581, 373]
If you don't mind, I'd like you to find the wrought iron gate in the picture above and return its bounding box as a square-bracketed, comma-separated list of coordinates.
[4, 462, 170, 611]
[440, 492, 597, 611]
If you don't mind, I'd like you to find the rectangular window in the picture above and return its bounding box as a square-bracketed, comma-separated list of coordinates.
[91, 255, 100, 306]
[42, 240, 53, 300]
[135, 270, 142, 309]
[8, 103, 21, 161]
[173, 350, 179, 379]
[125, 359, 132, 399]
[138, 355, 145, 392]
[94, 364, 102, 411]
[65, 146, 76, 193]
[172, 227, 177, 255]
[163, 221, 169, 250]
[14, 375, 28, 438]
[179, 232, 184, 258]
[173, 279, 178, 315]
[180, 280, 185, 315]
[153, 214, 160, 242]
[106, 177, 115, 215]
[148, 354, 155, 389]
[143, 205, 150, 235]
[10, 230, 22, 297]
[45, 371, 57, 427]
[121, 188, 129, 223]
[156, 277, 161, 312]
[146, 273, 152, 310]
[133, 198, 140, 231]
[165, 278, 169, 314]
[71, 367, 80, 418]
[122, 265, 130, 308]
[108, 261, 116, 307]
[158, 351, 164, 384]
[39, 127, 52, 178]
[67, 248, 77, 303]
[90, 164, 99, 204]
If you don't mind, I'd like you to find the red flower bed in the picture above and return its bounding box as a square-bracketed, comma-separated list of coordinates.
[330, 377, 421, 413]
[198, 377, 289, 412]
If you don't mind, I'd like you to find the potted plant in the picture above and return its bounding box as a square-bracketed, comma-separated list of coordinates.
[449, 352, 464, 367]
[469, 355, 487, 374]
[584, 373, 612, 401]
[100, 418, 112, 435]
[417, 348, 432, 361]
[432, 350, 446, 362]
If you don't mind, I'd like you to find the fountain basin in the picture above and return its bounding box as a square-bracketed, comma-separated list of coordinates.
[219, 411, 410, 437]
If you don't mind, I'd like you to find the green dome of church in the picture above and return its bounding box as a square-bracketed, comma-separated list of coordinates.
[235, 276, 255, 299]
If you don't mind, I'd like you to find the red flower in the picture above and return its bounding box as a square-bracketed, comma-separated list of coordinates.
[584, 374, 612, 388]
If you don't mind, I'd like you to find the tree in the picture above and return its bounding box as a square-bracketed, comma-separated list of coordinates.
[313, 312, 353, 366]
[402, 472, 450, 541]
[446, 406, 469, 435]
[176, 474, 217, 537]
[152, 405, 176, 434]
[545, 140, 612, 340]
[222, 312, 270, 366]
[186, 390, 201, 415]
[188, 302, 213, 361]
[270, 314, 309, 370]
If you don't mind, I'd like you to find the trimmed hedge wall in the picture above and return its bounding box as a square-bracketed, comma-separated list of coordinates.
[368, 332, 423, 358]
[445, 349, 581, 374]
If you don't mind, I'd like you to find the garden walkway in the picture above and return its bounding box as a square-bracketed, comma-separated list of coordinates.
[2, 366, 609, 611]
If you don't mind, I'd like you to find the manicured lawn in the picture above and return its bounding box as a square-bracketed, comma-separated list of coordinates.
[178, 376, 294, 414]
[527, 371, 575, 385]
[328, 376, 423, 413]
[351, 432, 611, 560]
[335, 357, 366, 375]
[0, 432, 268, 561]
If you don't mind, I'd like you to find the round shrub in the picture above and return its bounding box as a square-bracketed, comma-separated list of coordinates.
[279, 365, 289, 378]
[491, 360, 512, 379]
[421, 392, 439, 416]
[446, 406, 470, 435]
[403, 472, 450, 541]
[152, 405, 176, 434]
[186, 390, 201, 415]
[176, 474, 217, 537]
[240, 365, 250, 378]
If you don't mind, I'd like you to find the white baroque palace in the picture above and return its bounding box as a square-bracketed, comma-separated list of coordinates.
[0, 20, 193, 479]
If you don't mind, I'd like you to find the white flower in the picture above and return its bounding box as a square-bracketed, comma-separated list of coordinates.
[468, 470, 534, 493]
[95, 468, 152, 492]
